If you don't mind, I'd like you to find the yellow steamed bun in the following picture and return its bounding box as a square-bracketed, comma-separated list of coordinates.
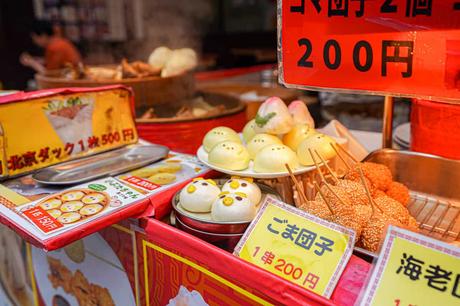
[283, 124, 317, 150]
[208, 141, 250, 170]
[247, 133, 282, 159]
[242, 119, 257, 143]
[297, 134, 337, 166]
[203, 127, 241, 152]
[254, 144, 299, 173]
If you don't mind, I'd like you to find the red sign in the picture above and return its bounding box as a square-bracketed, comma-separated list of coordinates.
[123, 176, 160, 191]
[280, 0, 460, 102]
[23, 207, 63, 233]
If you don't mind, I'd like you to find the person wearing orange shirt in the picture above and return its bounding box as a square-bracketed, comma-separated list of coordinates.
[20, 20, 81, 73]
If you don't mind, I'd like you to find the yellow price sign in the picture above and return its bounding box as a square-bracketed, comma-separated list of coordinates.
[234, 196, 355, 298]
[361, 226, 460, 306]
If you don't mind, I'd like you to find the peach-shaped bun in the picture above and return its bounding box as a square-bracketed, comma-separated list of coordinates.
[242, 119, 257, 143]
[208, 141, 250, 171]
[254, 144, 299, 173]
[247, 133, 282, 159]
[203, 126, 241, 152]
[211, 192, 256, 222]
[283, 124, 317, 151]
[297, 134, 337, 166]
[288, 100, 315, 127]
[254, 97, 294, 135]
[179, 178, 220, 213]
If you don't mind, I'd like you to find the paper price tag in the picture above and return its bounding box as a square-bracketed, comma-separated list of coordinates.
[361, 226, 460, 306]
[234, 196, 355, 298]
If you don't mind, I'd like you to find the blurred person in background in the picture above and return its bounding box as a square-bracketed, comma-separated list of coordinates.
[20, 20, 81, 74]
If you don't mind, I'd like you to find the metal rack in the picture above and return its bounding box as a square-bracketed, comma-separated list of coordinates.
[409, 193, 460, 242]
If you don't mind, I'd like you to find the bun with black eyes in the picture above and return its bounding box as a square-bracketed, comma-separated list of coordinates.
[211, 192, 256, 222]
[179, 178, 220, 212]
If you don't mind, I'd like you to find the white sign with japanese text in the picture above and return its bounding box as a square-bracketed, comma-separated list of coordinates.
[234, 195, 355, 298]
[360, 226, 460, 306]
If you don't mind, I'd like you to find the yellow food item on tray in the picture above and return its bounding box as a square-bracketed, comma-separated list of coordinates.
[242, 119, 257, 143]
[247, 133, 282, 159]
[254, 144, 299, 173]
[297, 134, 337, 166]
[208, 141, 250, 171]
[283, 124, 317, 151]
[203, 126, 241, 152]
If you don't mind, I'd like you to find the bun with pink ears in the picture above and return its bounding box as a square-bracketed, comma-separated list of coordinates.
[254, 97, 294, 135]
[288, 100, 315, 128]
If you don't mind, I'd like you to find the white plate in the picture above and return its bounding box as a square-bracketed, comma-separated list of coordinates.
[197, 146, 315, 179]
[393, 122, 411, 146]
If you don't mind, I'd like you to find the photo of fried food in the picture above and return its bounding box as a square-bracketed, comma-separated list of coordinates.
[47, 257, 115, 306]
[34, 189, 110, 227]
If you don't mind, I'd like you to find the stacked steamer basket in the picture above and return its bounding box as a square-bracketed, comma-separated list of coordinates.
[171, 178, 280, 251]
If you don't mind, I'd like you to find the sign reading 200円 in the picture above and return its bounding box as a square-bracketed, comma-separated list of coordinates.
[279, 0, 460, 102]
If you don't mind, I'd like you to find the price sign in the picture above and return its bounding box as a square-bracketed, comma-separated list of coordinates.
[234, 196, 355, 298]
[279, 0, 460, 102]
[361, 226, 460, 306]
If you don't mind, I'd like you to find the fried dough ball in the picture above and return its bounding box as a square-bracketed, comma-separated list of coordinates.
[386, 181, 411, 206]
[332, 204, 363, 238]
[374, 196, 410, 225]
[373, 189, 386, 199]
[314, 184, 352, 211]
[345, 162, 392, 191]
[358, 213, 402, 252]
[354, 205, 373, 226]
[343, 174, 376, 195]
[406, 216, 419, 233]
[298, 200, 333, 221]
[336, 180, 371, 206]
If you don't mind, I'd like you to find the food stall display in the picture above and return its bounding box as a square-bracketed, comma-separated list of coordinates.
[1, 1, 460, 306]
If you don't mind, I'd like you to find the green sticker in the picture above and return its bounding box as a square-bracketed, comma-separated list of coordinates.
[88, 184, 106, 191]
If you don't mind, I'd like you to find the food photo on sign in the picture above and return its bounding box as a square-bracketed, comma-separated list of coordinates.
[0, 1, 459, 305]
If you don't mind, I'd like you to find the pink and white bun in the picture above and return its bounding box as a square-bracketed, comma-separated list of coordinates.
[254, 97, 294, 135]
[288, 100, 315, 128]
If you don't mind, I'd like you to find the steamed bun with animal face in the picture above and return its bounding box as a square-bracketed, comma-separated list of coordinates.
[211, 192, 256, 222]
[247, 133, 282, 159]
[179, 178, 220, 213]
[208, 141, 250, 171]
[242, 119, 257, 143]
[222, 177, 262, 206]
[297, 133, 337, 166]
[254, 144, 299, 173]
[203, 126, 241, 152]
[288, 100, 315, 128]
[282, 124, 317, 151]
[254, 97, 294, 135]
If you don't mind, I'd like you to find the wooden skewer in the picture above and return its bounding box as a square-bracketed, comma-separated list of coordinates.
[336, 143, 359, 164]
[330, 143, 350, 170]
[314, 182, 335, 215]
[323, 182, 349, 208]
[314, 149, 339, 184]
[308, 148, 327, 183]
[285, 164, 308, 205]
[357, 164, 383, 214]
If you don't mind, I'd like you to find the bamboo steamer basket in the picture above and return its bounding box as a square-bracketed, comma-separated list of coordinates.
[136, 91, 247, 154]
[35, 68, 195, 108]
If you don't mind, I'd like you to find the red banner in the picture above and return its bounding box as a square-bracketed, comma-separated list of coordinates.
[279, 0, 460, 102]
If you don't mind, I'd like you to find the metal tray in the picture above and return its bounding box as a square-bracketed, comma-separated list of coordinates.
[365, 149, 460, 244]
[32, 144, 169, 185]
